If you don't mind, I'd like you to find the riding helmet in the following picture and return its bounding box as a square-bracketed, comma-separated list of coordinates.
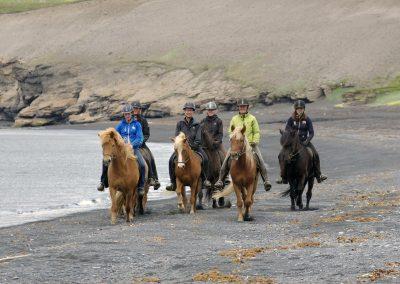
[183, 102, 196, 110]
[293, 100, 306, 109]
[122, 104, 133, 113]
[131, 101, 142, 109]
[205, 101, 217, 110]
[237, 98, 249, 106]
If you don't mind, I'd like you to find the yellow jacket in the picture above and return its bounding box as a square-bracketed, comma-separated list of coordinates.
[228, 113, 261, 144]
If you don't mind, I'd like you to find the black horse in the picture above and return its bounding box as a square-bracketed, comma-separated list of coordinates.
[198, 129, 228, 209]
[279, 129, 315, 210]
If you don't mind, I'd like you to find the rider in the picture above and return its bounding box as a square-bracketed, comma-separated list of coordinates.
[97, 104, 146, 196]
[215, 99, 272, 191]
[166, 102, 212, 191]
[132, 101, 161, 190]
[200, 101, 224, 161]
[276, 100, 328, 184]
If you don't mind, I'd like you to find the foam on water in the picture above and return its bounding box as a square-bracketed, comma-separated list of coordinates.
[0, 128, 175, 228]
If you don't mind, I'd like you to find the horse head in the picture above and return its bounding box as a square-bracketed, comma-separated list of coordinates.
[172, 132, 190, 169]
[230, 125, 248, 160]
[279, 129, 301, 164]
[98, 128, 128, 165]
[279, 129, 298, 148]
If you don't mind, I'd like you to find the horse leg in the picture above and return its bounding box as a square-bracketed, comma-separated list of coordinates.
[196, 186, 204, 210]
[296, 177, 306, 210]
[109, 187, 118, 224]
[125, 192, 132, 222]
[233, 184, 244, 222]
[244, 184, 254, 221]
[289, 182, 296, 211]
[305, 177, 314, 210]
[190, 179, 200, 214]
[175, 180, 185, 212]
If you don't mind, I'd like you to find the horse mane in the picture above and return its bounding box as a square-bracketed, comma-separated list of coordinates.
[174, 132, 187, 145]
[230, 126, 252, 153]
[99, 128, 136, 161]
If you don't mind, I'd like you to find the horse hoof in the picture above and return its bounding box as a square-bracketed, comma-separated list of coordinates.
[190, 210, 195, 214]
[218, 198, 225, 207]
[244, 215, 254, 221]
[291, 206, 296, 211]
[212, 201, 217, 209]
[224, 200, 232, 208]
[196, 204, 205, 210]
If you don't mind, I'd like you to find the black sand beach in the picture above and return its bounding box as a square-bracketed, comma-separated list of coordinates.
[1, 102, 400, 283]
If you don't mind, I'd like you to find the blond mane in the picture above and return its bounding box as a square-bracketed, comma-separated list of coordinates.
[174, 132, 187, 146]
[230, 126, 251, 153]
[99, 128, 136, 161]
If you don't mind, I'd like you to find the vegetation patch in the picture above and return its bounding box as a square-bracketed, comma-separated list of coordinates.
[358, 269, 400, 282]
[0, 0, 86, 14]
[193, 269, 275, 283]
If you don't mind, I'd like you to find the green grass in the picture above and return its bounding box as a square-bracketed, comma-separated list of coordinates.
[0, 0, 85, 14]
[328, 87, 356, 103]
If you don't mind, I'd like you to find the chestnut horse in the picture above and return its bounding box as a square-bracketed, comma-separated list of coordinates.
[171, 132, 202, 214]
[98, 128, 149, 224]
[213, 125, 258, 221]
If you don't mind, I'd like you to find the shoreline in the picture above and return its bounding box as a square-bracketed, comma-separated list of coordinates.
[1, 102, 400, 282]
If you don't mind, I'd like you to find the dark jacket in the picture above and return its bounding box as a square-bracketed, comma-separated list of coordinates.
[134, 114, 149, 146]
[175, 117, 202, 150]
[285, 113, 314, 143]
[200, 115, 223, 149]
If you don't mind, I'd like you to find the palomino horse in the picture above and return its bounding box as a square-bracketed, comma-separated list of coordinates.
[98, 128, 149, 224]
[171, 132, 202, 214]
[213, 125, 258, 221]
[199, 128, 228, 209]
[279, 129, 314, 210]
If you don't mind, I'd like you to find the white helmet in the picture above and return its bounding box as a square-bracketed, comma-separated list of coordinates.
[205, 101, 217, 110]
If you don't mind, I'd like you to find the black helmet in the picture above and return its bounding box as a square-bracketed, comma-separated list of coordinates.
[131, 101, 141, 109]
[183, 102, 196, 110]
[294, 100, 306, 109]
[122, 104, 133, 113]
[237, 98, 249, 106]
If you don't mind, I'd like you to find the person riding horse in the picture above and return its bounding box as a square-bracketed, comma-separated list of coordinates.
[131, 101, 161, 190]
[97, 104, 147, 196]
[200, 101, 225, 164]
[215, 98, 272, 191]
[166, 102, 211, 191]
[276, 100, 327, 184]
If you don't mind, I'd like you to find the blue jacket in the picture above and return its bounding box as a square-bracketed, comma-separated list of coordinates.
[115, 119, 143, 149]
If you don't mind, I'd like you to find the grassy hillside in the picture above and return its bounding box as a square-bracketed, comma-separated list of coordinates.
[0, 0, 84, 14]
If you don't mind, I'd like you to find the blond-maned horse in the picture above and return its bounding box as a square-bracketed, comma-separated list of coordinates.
[98, 128, 148, 224]
[171, 132, 202, 214]
[213, 125, 258, 221]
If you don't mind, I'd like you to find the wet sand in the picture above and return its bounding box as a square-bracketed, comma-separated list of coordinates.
[1, 101, 400, 283]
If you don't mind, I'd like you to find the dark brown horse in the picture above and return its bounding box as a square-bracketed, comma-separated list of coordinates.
[172, 132, 202, 214]
[199, 128, 228, 209]
[279, 129, 314, 210]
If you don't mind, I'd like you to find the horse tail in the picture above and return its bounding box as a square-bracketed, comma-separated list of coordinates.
[212, 184, 234, 199]
[281, 187, 291, 197]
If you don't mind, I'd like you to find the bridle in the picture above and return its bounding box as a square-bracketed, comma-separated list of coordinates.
[230, 141, 246, 160]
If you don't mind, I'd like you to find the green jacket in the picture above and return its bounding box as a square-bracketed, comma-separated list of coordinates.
[228, 113, 261, 144]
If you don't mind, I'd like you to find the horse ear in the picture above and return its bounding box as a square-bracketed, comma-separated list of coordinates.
[109, 131, 115, 139]
[183, 138, 187, 143]
[279, 129, 283, 136]
[170, 137, 175, 142]
[230, 125, 235, 132]
[241, 125, 246, 134]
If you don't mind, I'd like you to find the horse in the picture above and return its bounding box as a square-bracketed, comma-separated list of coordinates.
[279, 129, 314, 211]
[199, 128, 228, 209]
[171, 132, 202, 214]
[213, 125, 258, 221]
[98, 128, 149, 224]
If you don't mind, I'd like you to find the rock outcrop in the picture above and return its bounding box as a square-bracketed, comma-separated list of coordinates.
[0, 59, 329, 127]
